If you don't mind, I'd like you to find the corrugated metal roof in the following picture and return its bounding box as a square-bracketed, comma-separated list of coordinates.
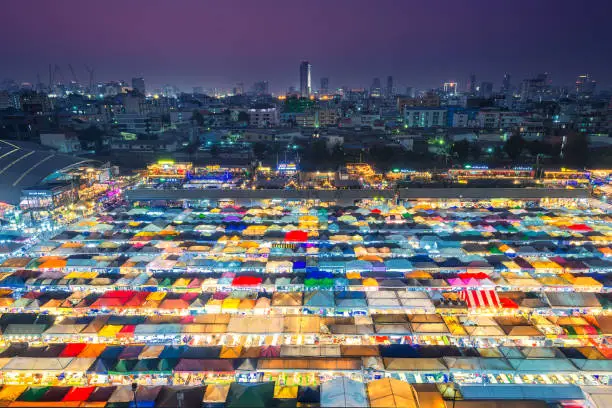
[0, 140, 94, 205]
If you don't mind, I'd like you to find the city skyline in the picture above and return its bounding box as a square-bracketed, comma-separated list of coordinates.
[2, 0, 612, 93]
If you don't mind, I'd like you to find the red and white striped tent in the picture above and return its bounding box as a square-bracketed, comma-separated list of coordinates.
[460, 289, 502, 308]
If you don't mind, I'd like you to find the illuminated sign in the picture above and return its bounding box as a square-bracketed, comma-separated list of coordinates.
[277, 162, 298, 172]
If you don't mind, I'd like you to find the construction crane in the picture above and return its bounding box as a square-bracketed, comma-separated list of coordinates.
[84, 65, 95, 94]
[54, 64, 65, 85]
[48, 64, 53, 89]
[68, 64, 78, 84]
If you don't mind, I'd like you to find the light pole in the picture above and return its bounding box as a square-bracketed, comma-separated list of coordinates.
[177, 390, 184, 408]
[131, 382, 138, 408]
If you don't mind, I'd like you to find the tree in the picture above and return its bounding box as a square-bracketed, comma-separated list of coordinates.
[470, 143, 481, 161]
[563, 132, 589, 167]
[527, 140, 546, 157]
[504, 132, 525, 161]
[330, 144, 345, 166]
[210, 144, 219, 158]
[192, 110, 205, 127]
[77, 126, 104, 151]
[237, 111, 250, 123]
[253, 142, 266, 160]
[451, 140, 470, 162]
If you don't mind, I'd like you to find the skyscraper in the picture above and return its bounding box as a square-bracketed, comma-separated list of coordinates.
[479, 81, 493, 99]
[443, 82, 457, 95]
[575, 74, 596, 98]
[299, 61, 312, 97]
[468, 73, 476, 94]
[370, 77, 381, 97]
[502, 73, 511, 94]
[252, 81, 269, 95]
[320, 77, 329, 94]
[131, 77, 145, 95]
[386, 76, 394, 97]
[233, 82, 244, 95]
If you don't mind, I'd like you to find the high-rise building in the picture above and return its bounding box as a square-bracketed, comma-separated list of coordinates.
[479, 81, 493, 99]
[386, 76, 394, 97]
[252, 81, 270, 95]
[501, 73, 511, 94]
[370, 77, 381, 97]
[575, 74, 596, 98]
[299, 61, 312, 97]
[468, 73, 476, 94]
[521, 73, 551, 101]
[320, 77, 329, 94]
[443, 82, 457, 95]
[233, 82, 244, 95]
[131, 77, 145, 95]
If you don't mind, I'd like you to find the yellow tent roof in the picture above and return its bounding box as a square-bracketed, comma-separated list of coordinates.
[98, 325, 123, 337]
[0, 385, 27, 401]
[573, 277, 603, 287]
[203, 384, 230, 403]
[367, 378, 418, 408]
[274, 385, 298, 399]
[146, 292, 166, 301]
[405, 271, 432, 279]
[173, 278, 191, 287]
[222, 298, 241, 309]
[219, 345, 243, 359]
[65, 271, 98, 279]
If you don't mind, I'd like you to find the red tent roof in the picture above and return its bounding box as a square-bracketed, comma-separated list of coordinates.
[124, 292, 149, 307]
[102, 290, 137, 300]
[460, 289, 501, 308]
[62, 387, 95, 402]
[59, 343, 87, 357]
[284, 230, 308, 242]
[457, 272, 489, 280]
[232, 276, 263, 286]
[116, 325, 136, 338]
[567, 224, 593, 232]
[499, 297, 519, 309]
[91, 298, 125, 308]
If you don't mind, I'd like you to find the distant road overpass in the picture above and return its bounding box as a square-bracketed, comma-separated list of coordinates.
[125, 187, 590, 204]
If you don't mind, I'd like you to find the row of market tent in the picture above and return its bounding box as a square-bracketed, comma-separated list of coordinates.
[0, 378, 452, 408]
[0, 311, 610, 344]
[4, 253, 612, 276]
[0, 376, 600, 407]
[0, 342, 610, 375]
[0, 286, 607, 318]
[0, 267, 609, 295]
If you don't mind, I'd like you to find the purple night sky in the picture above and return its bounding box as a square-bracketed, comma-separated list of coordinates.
[2, 0, 611, 93]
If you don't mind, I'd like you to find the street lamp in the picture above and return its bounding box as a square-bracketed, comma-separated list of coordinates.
[177, 390, 184, 408]
[131, 382, 138, 408]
